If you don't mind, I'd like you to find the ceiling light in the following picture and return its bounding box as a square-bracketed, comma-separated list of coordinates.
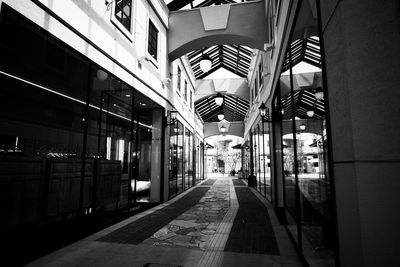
[315, 92, 324, 100]
[314, 88, 324, 100]
[214, 93, 223, 106]
[125, 94, 131, 97]
[299, 123, 306, 131]
[199, 54, 212, 73]
[217, 113, 224, 121]
[307, 110, 314, 117]
[220, 125, 226, 132]
[96, 69, 108, 80]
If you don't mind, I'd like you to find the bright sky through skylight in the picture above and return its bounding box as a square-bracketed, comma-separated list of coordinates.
[282, 61, 321, 75]
[202, 67, 242, 79]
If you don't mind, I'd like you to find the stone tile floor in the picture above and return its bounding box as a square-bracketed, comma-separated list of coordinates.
[24, 175, 304, 267]
[143, 180, 231, 250]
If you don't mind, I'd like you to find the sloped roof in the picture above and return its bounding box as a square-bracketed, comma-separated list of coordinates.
[187, 45, 252, 79]
[195, 94, 249, 122]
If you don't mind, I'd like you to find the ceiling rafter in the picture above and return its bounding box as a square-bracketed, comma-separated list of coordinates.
[195, 94, 249, 122]
[188, 44, 253, 79]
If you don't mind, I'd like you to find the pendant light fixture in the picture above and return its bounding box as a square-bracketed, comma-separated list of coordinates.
[96, 69, 108, 80]
[214, 93, 223, 106]
[314, 87, 324, 100]
[199, 49, 212, 73]
[217, 113, 224, 121]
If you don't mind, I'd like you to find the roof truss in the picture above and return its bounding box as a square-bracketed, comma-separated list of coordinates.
[188, 45, 253, 79]
[281, 89, 325, 119]
[195, 94, 249, 122]
[282, 37, 321, 72]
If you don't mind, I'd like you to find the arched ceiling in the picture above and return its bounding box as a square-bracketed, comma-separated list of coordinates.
[166, 0, 257, 79]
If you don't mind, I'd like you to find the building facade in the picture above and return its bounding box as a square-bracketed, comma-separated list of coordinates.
[243, 0, 400, 266]
[0, 0, 204, 234]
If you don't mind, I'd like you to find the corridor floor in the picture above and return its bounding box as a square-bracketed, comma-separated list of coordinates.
[25, 176, 303, 267]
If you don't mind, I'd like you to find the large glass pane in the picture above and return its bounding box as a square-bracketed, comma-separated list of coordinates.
[199, 141, 204, 181]
[195, 137, 200, 184]
[87, 66, 134, 210]
[187, 130, 194, 187]
[168, 123, 178, 198]
[184, 128, 191, 189]
[176, 121, 184, 194]
[0, 6, 89, 222]
[263, 120, 272, 200]
[258, 122, 266, 196]
[277, 0, 335, 261]
[281, 87, 300, 245]
[242, 141, 250, 180]
[252, 128, 258, 188]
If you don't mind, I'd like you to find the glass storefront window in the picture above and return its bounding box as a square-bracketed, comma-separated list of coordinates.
[0, 6, 165, 230]
[169, 122, 178, 198]
[274, 0, 335, 262]
[263, 120, 272, 200]
[258, 122, 265, 196]
[176, 121, 184, 194]
[252, 128, 258, 188]
[184, 128, 193, 189]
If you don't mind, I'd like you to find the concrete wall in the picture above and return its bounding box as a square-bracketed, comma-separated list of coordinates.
[321, 0, 400, 266]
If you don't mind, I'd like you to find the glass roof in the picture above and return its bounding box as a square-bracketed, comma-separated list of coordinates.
[166, 0, 245, 11]
[166, 0, 256, 80]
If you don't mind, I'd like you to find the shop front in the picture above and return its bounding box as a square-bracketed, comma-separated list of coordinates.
[0, 6, 164, 230]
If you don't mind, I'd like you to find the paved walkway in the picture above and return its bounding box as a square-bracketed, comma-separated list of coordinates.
[25, 176, 303, 267]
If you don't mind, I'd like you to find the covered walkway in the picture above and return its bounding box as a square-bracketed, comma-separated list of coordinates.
[25, 174, 302, 267]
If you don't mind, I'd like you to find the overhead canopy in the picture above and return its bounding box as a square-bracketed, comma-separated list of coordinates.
[194, 78, 250, 102]
[280, 35, 324, 120]
[282, 36, 321, 72]
[187, 44, 252, 79]
[281, 89, 325, 119]
[167, 0, 267, 78]
[195, 94, 249, 122]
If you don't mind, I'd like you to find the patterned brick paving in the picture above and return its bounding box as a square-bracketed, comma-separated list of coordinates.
[98, 187, 210, 245]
